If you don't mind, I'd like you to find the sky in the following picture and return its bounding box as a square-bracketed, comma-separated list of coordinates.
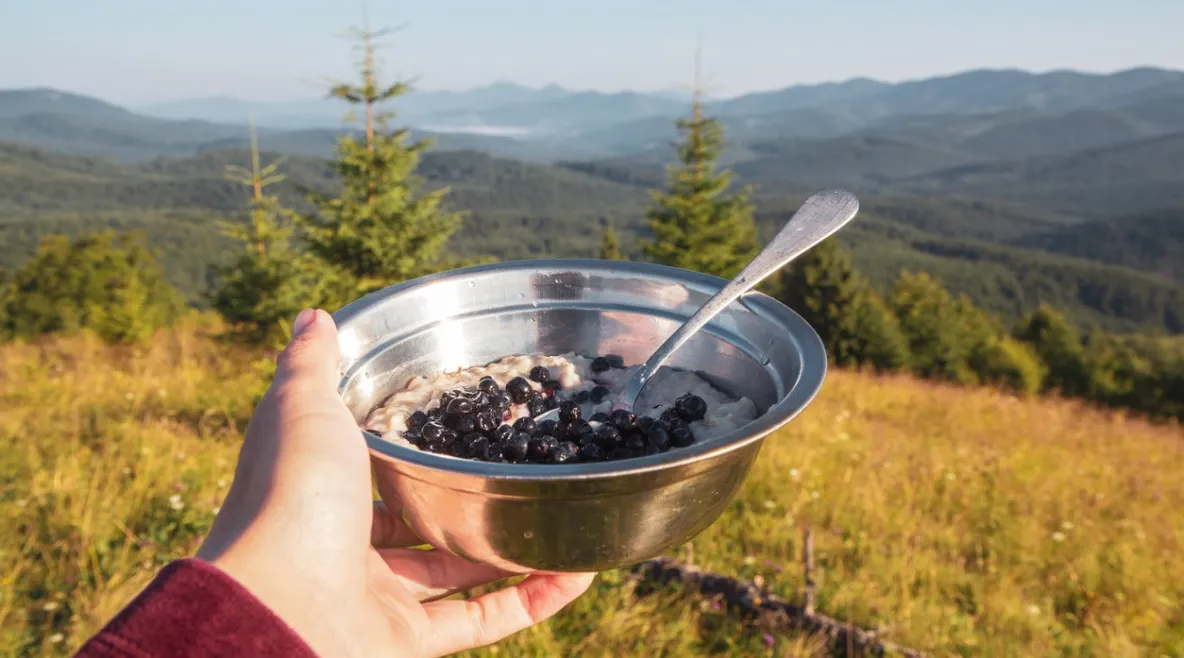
[2, 0, 1183, 105]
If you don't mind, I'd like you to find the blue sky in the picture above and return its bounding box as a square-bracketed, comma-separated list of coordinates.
[1, 0, 1182, 104]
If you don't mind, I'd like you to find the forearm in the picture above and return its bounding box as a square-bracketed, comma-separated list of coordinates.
[74, 559, 318, 658]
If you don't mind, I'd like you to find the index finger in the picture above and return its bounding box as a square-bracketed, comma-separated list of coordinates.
[419, 572, 595, 656]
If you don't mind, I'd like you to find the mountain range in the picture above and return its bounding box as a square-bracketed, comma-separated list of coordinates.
[0, 66, 1182, 334]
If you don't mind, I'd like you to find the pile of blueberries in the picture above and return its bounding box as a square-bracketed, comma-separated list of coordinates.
[399, 356, 709, 464]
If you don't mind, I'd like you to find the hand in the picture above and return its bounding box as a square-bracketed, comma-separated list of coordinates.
[196, 308, 594, 657]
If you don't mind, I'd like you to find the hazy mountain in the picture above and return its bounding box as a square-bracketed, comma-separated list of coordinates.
[137, 82, 575, 128]
[1013, 208, 1184, 283]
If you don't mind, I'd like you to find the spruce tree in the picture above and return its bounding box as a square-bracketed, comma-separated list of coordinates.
[208, 127, 329, 346]
[298, 24, 462, 300]
[776, 238, 865, 366]
[598, 219, 622, 260]
[642, 85, 757, 278]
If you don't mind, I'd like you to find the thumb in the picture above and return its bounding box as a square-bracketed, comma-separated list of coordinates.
[274, 308, 342, 394]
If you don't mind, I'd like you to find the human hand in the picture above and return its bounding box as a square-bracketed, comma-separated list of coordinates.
[196, 308, 594, 657]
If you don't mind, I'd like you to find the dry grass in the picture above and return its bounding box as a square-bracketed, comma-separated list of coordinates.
[2, 323, 1182, 657]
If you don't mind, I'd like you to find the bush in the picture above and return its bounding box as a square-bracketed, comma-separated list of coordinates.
[2, 231, 182, 344]
[849, 291, 912, 372]
[970, 335, 1047, 395]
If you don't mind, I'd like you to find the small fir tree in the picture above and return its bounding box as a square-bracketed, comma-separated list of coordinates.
[598, 220, 622, 260]
[776, 238, 865, 366]
[298, 24, 463, 300]
[642, 74, 757, 278]
[208, 126, 329, 346]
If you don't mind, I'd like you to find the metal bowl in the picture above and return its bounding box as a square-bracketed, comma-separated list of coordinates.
[332, 259, 826, 573]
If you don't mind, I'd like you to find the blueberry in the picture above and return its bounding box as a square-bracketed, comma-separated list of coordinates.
[606, 354, 625, 368]
[671, 427, 695, 447]
[466, 391, 490, 407]
[594, 424, 621, 446]
[427, 407, 444, 420]
[643, 445, 661, 456]
[505, 432, 531, 461]
[403, 429, 424, 447]
[675, 394, 708, 422]
[424, 440, 447, 454]
[624, 435, 646, 451]
[438, 428, 459, 448]
[589, 385, 611, 404]
[558, 400, 582, 424]
[455, 414, 477, 434]
[668, 418, 691, 435]
[608, 410, 635, 431]
[551, 441, 580, 464]
[422, 422, 445, 442]
[659, 408, 680, 425]
[528, 435, 558, 460]
[590, 357, 612, 373]
[529, 366, 551, 383]
[637, 416, 656, 432]
[407, 410, 429, 430]
[494, 424, 515, 442]
[537, 419, 558, 436]
[475, 413, 497, 434]
[580, 443, 605, 462]
[478, 377, 500, 396]
[542, 380, 562, 396]
[554, 422, 571, 439]
[463, 433, 488, 458]
[646, 428, 671, 450]
[609, 447, 633, 461]
[513, 417, 538, 437]
[544, 396, 559, 410]
[527, 398, 548, 418]
[506, 377, 534, 404]
[490, 394, 512, 413]
[589, 411, 611, 423]
[572, 390, 590, 404]
[577, 423, 596, 441]
[440, 389, 461, 404]
[483, 443, 506, 462]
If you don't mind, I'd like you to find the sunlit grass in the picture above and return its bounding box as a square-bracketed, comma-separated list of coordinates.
[2, 323, 1181, 657]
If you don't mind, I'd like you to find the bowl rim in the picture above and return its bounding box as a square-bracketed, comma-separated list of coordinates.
[334, 258, 827, 481]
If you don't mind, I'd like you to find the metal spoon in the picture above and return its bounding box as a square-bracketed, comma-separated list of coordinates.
[534, 188, 860, 423]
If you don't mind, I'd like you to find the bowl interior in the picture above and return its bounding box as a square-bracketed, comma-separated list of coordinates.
[335, 259, 826, 472]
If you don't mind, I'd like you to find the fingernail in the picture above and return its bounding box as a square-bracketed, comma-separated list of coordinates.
[292, 308, 317, 336]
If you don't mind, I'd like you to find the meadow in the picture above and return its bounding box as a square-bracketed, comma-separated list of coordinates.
[2, 319, 1182, 657]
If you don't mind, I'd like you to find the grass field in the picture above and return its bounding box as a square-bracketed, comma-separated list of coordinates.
[2, 321, 1182, 657]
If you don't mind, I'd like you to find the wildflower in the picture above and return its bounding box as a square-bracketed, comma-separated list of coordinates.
[811, 490, 820, 500]
[1061, 521, 1074, 530]
[743, 555, 756, 566]
[946, 472, 956, 481]
[217, 478, 228, 489]
[789, 468, 800, 480]
[762, 500, 776, 509]
[1027, 604, 1040, 615]
[762, 633, 775, 648]
[168, 494, 185, 511]
[212, 506, 221, 515]
[1051, 531, 1065, 543]
[711, 599, 721, 610]
[43, 601, 59, 612]
[49, 633, 64, 644]
[175, 452, 186, 461]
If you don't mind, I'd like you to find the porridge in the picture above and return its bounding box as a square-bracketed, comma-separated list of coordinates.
[364, 353, 760, 464]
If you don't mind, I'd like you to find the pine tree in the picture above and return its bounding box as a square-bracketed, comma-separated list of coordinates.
[208, 126, 329, 346]
[298, 24, 462, 300]
[642, 54, 757, 278]
[776, 238, 865, 365]
[598, 219, 622, 260]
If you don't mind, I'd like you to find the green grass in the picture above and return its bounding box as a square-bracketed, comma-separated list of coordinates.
[2, 321, 1183, 656]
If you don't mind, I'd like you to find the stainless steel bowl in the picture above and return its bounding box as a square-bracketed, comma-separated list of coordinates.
[332, 259, 826, 573]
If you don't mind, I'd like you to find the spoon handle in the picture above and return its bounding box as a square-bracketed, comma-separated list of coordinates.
[619, 189, 860, 407]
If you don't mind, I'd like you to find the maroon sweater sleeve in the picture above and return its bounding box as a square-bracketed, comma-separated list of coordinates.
[74, 558, 318, 658]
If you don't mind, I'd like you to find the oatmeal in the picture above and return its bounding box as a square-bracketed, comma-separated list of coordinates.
[364, 352, 759, 464]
